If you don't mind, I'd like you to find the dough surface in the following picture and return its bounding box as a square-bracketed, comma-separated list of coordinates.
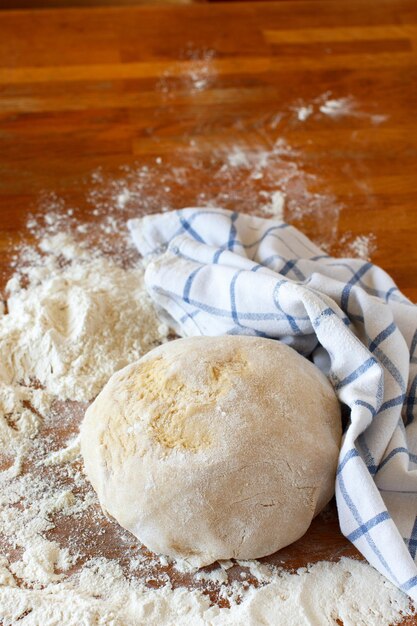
[80, 336, 341, 566]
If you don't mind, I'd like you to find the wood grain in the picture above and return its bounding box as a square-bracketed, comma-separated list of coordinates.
[0, 1, 417, 622]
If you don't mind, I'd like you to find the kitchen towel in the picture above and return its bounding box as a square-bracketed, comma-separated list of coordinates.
[129, 208, 417, 600]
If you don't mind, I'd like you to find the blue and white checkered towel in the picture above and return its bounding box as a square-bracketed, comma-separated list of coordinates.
[128, 208, 417, 600]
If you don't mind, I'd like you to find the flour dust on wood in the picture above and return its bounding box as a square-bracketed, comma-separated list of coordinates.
[0, 111, 396, 623]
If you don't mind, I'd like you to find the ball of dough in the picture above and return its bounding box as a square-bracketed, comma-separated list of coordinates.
[80, 336, 341, 567]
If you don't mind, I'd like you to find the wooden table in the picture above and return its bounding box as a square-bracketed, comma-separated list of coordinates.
[1, 1, 417, 623]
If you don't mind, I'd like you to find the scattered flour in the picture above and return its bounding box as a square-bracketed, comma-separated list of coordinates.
[42, 435, 81, 466]
[227, 147, 251, 169]
[292, 92, 388, 125]
[116, 188, 132, 210]
[0, 215, 406, 625]
[339, 232, 377, 262]
[0, 231, 169, 457]
[0, 556, 413, 626]
[296, 105, 313, 121]
[157, 45, 217, 95]
[260, 190, 286, 220]
[83, 132, 344, 250]
[195, 568, 229, 585]
[237, 560, 273, 584]
[347, 234, 377, 261]
[319, 96, 355, 118]
[0, 92, 390, 623]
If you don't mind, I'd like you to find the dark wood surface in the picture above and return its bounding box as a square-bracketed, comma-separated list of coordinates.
[1, 1, 417, 622]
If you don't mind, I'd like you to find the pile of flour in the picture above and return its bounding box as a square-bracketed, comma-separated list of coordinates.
[2, 233, 169, 402]
[0, 231, 169, 459]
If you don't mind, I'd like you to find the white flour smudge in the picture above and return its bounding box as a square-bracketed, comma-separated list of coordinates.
[292, 92, 389, 125]
[295, 105, 313, 122]
[346, 233, 376, 261]
[157, 45, 217, 95]
[319, 96, 355, 117]
[83, 137, 342, 250]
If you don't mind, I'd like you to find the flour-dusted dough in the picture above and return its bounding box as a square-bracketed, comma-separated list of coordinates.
[80, 336, 341, 567]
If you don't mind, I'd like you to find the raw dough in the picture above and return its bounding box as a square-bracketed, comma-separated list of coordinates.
[80, 336, 341, 566]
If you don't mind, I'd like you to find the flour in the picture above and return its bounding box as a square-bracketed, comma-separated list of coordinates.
[347, 234, 376, 261]
[339, 232, 377, 261]
[0, 555, 413, 625]
[296, 105, 313, 121]
[292, 92, 389, 125]
[42, 435, 81, 466]
[0, 232, 169, 457]
[157, 45, 217, 95]
[0, 225, 172, 610]
[0, 104, 398, 622]
[259, 190, 286, 220]
[85, 134, 342, 250]
[0, 224, 411, 625]
[319, 96, 355, 117]
[0, 383, 49, 453]
[11, 536, 75, 585]
[0, 466, 84, 589]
